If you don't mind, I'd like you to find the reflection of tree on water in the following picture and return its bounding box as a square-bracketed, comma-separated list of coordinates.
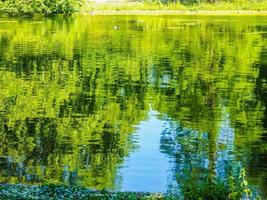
[0, 155, 42, 183]
[160, 122, 209, 177]
[255, 48, 267, 137]
[1, 16, 267, 192]
[0, 113, 146, 189]
[159, 109, 243, 190]
[215, 111, 240, 179]
[251, 47, 267, 193]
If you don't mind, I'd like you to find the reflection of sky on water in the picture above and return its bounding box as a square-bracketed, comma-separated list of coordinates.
[118, 110, 176, 192]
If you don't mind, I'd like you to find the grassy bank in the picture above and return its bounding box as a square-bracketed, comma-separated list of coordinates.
[84, 1, 267, 13]
[1, 0, 267, 16]
[86, 10, 267, 15]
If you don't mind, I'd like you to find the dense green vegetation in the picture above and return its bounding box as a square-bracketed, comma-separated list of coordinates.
[0, 0, 84, 16]
[87, 1, 267, 12]
[179, 168, 261, 200]
[0, 0, 267, 16]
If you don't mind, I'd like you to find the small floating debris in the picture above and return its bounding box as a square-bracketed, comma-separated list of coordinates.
[113, 25, 120, 30]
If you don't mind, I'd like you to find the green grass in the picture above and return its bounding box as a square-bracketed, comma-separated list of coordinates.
[83, 1, 267, 13]
[1, 0, 267, 16]
[84, 2, 186, 11]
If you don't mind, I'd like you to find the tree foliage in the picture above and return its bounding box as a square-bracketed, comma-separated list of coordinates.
[0, 0, 84, 16]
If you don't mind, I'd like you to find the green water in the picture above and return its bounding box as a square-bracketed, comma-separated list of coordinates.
[0, 15, 267, 193]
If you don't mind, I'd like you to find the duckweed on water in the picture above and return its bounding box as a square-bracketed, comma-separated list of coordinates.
[0, 184, 176, 200]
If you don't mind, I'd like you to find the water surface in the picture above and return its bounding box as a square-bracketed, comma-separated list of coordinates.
[0, 15, 267, 193]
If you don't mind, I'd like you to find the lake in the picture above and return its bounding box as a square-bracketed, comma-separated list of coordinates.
[0, 15, 267, 194]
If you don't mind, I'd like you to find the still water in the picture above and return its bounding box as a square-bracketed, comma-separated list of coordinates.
[0, 15, 267, 193]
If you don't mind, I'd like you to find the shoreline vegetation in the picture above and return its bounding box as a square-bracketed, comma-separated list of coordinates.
[86, 10, 267, 15]
[83, 1, 267, 14]
[0, 1, 267, 16]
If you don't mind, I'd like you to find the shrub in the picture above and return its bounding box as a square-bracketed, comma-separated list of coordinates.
[0, 0, 84, 16]
[179, 168, 263, 200]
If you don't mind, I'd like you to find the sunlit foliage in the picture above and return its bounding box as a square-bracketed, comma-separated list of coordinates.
[0, 0, 84, 16]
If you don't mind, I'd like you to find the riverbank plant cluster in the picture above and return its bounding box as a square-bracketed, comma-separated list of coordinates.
[179, 169, 263, 200]
[87, 1, 267, 12]
[0, 0, 84, 16]
[1, 0, 267, 16]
